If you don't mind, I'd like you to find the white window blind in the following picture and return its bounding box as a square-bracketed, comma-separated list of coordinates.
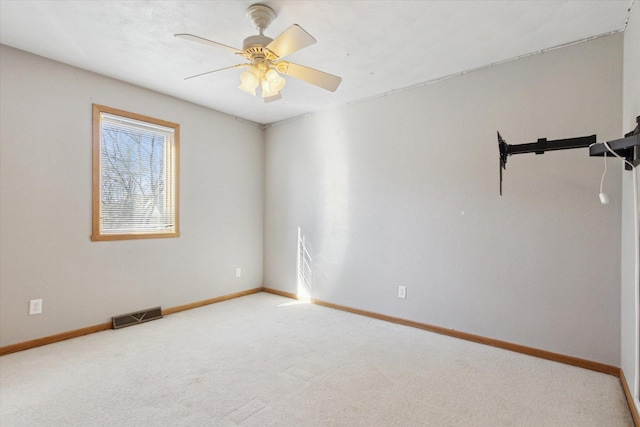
[99, 112, 176, 235]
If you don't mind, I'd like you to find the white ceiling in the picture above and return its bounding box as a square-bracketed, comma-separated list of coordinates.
[0, 1, 632, 125]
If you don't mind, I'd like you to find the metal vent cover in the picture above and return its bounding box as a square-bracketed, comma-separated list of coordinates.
[112, 307, 162, 329]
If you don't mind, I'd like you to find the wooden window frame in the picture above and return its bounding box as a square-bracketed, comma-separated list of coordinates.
[91, 104, 180, 241]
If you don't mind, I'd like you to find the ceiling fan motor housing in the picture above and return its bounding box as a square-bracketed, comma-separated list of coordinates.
[243, 34, 274, 60]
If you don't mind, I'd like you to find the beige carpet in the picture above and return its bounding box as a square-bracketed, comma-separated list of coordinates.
[0, 292, 632, 426]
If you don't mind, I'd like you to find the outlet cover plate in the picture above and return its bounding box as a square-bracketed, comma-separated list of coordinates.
[29, 299, 43, 315]
[398, 286, 406, 299]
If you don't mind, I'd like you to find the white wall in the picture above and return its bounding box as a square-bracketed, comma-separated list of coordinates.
[264, 34, 623, 366]
[0, 45, 264, 347]
[620, 0, 640, 404]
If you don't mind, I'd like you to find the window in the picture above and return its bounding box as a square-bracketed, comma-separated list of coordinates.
[92, 104, 179, 241]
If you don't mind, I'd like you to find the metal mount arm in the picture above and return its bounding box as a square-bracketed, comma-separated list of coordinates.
[497, 116, 640, 195]
[497, 133, 596, 195]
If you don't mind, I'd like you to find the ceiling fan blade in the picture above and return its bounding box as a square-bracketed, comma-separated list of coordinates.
[277, 61, 342, 92]
[184, 63, 248, 80]
[265, 25, 316, 59]
[175, 33, 243, 55]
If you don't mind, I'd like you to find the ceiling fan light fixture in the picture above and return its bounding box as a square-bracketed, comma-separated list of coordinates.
[238, 67, 260, 96]
[262, 69, 287, 98]
[260, 68, 286, 98]
[261, 80, 279, 98]
[265, 69, 286, 92]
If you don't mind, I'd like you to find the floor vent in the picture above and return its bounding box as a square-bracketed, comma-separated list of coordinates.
[112, 307, 162, 329]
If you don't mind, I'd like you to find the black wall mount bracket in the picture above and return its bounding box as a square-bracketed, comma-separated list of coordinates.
[588, 116, 640, 171]
[497, 115, 639, 195]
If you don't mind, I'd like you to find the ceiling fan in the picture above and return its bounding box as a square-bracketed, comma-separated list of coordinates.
[175, 3, 342, 102]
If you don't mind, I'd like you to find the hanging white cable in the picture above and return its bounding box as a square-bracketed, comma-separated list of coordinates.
[603, 141, 636, 169]
[599, 153, 610, 204]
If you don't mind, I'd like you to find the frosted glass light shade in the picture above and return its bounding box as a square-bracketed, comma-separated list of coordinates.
[261, 79, 279, 98]
[239, 68, 260, 96]
[265, 69, 286, 92]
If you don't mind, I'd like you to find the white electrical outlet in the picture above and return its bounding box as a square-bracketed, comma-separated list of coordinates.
[236, 268, 242, 278]
[398, 286, 406, 299]
[29, 299, 43, 315]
